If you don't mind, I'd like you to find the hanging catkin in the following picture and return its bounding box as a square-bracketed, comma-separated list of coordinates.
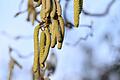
[74, 0, 83, 27]
[40, 0, 46, 21]
[51, 21, 57, 48]
[28, 0, 36, 25]
[45, 0, 51, 14]
[74, 0, 80, 27]
[58, 16, 64, 40]
[53, 19, 62, 42]
[40, 27, 51, 68]
[55, 0, 62, 16]
[50, 0, 56, 18]
[33, 24, 41, 74]
[32, 0, 65, 79]
[16, 0, 85, 79]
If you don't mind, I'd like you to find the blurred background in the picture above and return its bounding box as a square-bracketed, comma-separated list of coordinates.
[0, 0, 120, 80]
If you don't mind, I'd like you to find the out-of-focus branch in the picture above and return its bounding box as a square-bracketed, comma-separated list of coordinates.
[8, 47, 22, 80]
[65, 21, 93, 46]
[14, 9, 27, 17]
[63, 0, 73, 28]
[82, 0, 116, 17]
[73, 22, 93, 46]
[15, 0, 42, 25]
[100, 62, 120, 80]
[18, 0, 24, 11]
[0, 31, 32, 40]
[8, 46, 33, 59]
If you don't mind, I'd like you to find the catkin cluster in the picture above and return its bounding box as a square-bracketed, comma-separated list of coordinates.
[33, 0, 65, 79]
[15, 0, 84, 79]
[27, 0, 37, 25]
[74, 0, 83, 27]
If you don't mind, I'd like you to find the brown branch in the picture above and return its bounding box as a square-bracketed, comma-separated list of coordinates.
[65, 22, 93, 46]
[14, 9, 27, 17]
[0, 31, 32, 40]
[82, 0, 116, 17]
[9, 46, 33, 59]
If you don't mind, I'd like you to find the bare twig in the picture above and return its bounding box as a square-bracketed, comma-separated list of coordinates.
[9, 46, 33, 59]
[0, 31, 32, 40]
[82, 0, 116, 17]
[65, 21, 93, 46]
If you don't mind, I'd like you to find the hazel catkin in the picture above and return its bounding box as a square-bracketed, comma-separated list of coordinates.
[33, 24, 41, 80]
[74, 0, 80, 27]
[51, 22, 57, 48]
[45, 0, 51, 14]
[53, 19, 62, 42]
[50, 0, 56, 18]
[33, 24, 41, 72]
[40, 28, 51, 68]
[55, 0, 62, 16]
[58, 16, 64, 40]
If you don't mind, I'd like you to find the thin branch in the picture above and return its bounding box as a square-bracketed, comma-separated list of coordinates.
[9, 46, 33, 59]
[0, 31, 32, 40]
[82, 0, 116, 17]
[19, 0, 25, 11]
[65, 21, 93, 46]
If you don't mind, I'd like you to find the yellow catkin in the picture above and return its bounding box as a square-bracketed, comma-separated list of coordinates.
[40, 28, 51, 68]
[57, 42, 62, 49]
[57, 16, 64, 49]
[45, 0, 51, 14]
[33, 24, 41, 77]
[32, 10, 36, 25]
[40, 9, 45, 22]
[40, 0, 46, 21]
[50, 0, 56, 18]
[8, 59, 14, 80]
[51, 21, 57, 48]
[49, 23, 52, 34]
[74, 0, 80, 27]
[33, 71, 40, 80]
[39, 31, 46, 68]
[42, 0, 46, 10]
[55, 0, 61, 16]
[53, 19, 62, 42]
[28, 0, 36, 25]
[58, 16, 64, 40]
